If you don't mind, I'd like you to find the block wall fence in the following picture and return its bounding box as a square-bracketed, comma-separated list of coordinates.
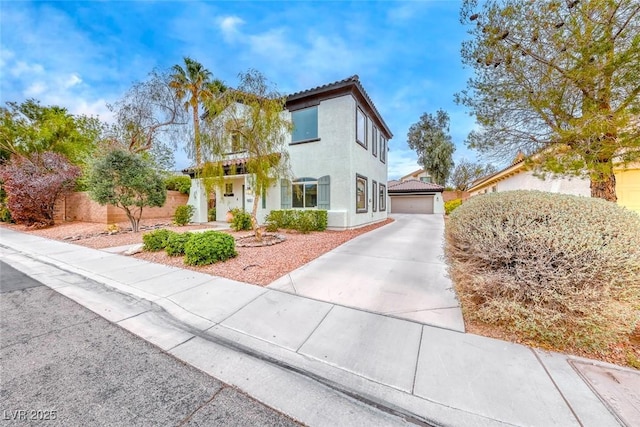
[53, 191, 188, 224]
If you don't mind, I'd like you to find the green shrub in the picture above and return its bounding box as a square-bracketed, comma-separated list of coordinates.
[231, 209, 253, 231]
[446, 191, 640, 351]
[265, 210, 328, 233]
[184, 231, 237, 266]
[444, 198, 462, 215]
[173, 205, 195, 226]
[0, 205, 12, 223]
[0, 184, 12, 223]
[142, 229, 177, 252]
[208, 208, 216, 222]
[165, 232, 193, 257]
[164, 176, 191, 194]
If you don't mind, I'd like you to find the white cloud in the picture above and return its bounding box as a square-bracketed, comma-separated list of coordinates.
[247, 28, 297, 62]
[24, 81, 47, 97]
[218, 15, 245, 42]
[63, 73, 83, 89]
[11, 60, 45, 77]
[70, 98, 113, 122]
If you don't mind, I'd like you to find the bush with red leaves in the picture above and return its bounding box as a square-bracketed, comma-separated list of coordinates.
[0, 152, 80, 227]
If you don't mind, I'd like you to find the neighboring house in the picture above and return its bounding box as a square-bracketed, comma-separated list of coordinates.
[467, 160, 640, 215]
[399, 169, 434, 183]
[387, 179, 445, 214]
[188, 75, 393, 230]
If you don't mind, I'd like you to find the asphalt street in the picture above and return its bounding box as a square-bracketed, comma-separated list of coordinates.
[0, 261, 302, 427]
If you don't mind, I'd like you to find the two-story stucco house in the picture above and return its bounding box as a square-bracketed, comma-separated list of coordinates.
[189, 75, 393, 230]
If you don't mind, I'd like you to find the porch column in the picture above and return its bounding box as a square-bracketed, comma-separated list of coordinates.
[187, 178, 208, 223]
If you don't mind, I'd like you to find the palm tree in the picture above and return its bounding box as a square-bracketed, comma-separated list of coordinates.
[169, 57, 225, 167]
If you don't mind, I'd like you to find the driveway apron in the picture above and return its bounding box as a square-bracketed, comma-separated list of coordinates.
[268, 214, 465, 331]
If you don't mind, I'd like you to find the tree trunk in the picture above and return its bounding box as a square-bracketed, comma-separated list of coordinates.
[124, 207, 140, 232]
[590, 172, 617, 202]
[252, 191, 262, 241]
[193, 107, 201, 168]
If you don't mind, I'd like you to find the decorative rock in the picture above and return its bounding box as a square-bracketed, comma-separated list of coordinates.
[124, 243, 144, 256]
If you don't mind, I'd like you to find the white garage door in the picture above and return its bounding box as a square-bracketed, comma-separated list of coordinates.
[390, 196, 434, 214]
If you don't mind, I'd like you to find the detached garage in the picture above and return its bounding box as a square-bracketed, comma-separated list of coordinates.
[388, 180, 445, 214]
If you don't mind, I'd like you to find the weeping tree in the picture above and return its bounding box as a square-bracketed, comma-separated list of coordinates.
[203, 69, 292, 239]
[106, 69, 187, 170]
[407, 109, 456, 186]
[457, 0, 640, 201]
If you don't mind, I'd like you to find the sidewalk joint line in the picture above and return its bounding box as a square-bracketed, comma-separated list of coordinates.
[295, 305, 335, 352]
[531, 348, 584, 427]
[215, 290, 269, 325]
[411, 326, 425, 395]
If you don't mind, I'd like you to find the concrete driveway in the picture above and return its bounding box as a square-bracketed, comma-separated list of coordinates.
[268, 214, 465, 331]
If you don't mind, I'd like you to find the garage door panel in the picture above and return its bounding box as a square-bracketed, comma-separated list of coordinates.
[390, 196, 434, 214]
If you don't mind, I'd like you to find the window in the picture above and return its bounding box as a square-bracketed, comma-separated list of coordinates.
[356, 107, 367, 149]
[372, 126, 378, 157]
[379, 184, 386, 211]
[292, 106, 318, 143]
[420, 176, 432, 183]
[380, 135, 386, 163]
[372, 180, 377, 212]
[231, 133, 246, 153]
[224, 183, 233, 197]
[356, 174, 368, 213]
[292, 178, 318, 208]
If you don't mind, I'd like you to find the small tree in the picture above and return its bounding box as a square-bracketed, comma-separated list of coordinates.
[203, 69, 292, 239]
[407, 110, 456, 186]
[88, 150, 166, 232]
[449, 159, 497, 191]
[0, 152, 80, 227]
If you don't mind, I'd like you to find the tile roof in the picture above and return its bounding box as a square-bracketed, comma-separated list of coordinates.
[388, 179, 444, 193]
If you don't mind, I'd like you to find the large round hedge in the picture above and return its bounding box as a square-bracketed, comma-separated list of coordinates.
[446, 190, 640, 350]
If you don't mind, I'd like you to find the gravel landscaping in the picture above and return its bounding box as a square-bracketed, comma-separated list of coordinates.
[1, 218, 393, 286]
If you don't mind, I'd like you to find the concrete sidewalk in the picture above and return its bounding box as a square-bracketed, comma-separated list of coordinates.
[1, 227, 637, 427]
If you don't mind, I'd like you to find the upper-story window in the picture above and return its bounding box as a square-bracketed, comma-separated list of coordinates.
[380, 135, 386, 163]
[372, 126, 378, 157]
[356, 107, 367, 149]
[420, 176, 432, 183]
[291, 106, 318, 143]
[231, 132, 246, 153]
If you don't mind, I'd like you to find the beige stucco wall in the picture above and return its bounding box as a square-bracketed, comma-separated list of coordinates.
[615, 165, 640, 214]
[55, 191, 188, 224]
[469, 171, 590, 197]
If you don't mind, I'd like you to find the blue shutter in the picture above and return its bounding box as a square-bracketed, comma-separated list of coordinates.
[281, 179, 292, 209]
[318, 175, 330, 209]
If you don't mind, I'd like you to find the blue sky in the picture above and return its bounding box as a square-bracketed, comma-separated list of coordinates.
[0, 0, 484, 179]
